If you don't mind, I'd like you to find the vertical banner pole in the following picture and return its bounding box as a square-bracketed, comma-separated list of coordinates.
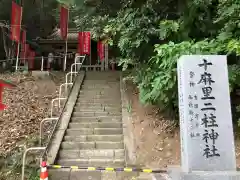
[106, 44, 109, 70]
[16, 1, 23, 71]
[15, 43, 20, 71]
[41, 56, 44, 71]
[64, 39, 67, 71]
[60, 5, 69, 72]
[15, 1, 23, 72]
[64, 8, 68, 72]
[90, 34, 91, 67]
[23, 43, 26, 65]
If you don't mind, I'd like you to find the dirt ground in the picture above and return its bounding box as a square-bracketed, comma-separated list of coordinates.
[0, 72, 65, 155]
[125, 81, 240, 169]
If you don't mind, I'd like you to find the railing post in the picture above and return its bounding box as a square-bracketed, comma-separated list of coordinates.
[21, 147, 46, 180]
[41, 56, 44, 71]
[39, 117, 58, 146]
[59, 83, 73, 107]
[50, 98, 66, 117]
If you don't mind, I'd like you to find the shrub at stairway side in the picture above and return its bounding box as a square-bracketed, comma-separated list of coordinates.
[0, 136, 40, 180]
[71, 0, 240, 123]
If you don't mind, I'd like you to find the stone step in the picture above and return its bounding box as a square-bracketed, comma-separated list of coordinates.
[61, 141, 124, 150]
[64, 135, 123, 142]
[76, 101, 121, 104]
[82, 81, 119, 83]
[74, 107, 122, 112]
[82, 84, 119, 87]
[78, 95, 120, 99]
[73, 110, 121, 114]
[101, 171, 140, 180]
[76, 98, 120, 102]
[79, 90, 120, 93]
[69, 122, 122, 129]
[81, 84, 119, 87]
[75, 102, 121, 107]
[49, 167, 141, 180]
[49, 169, 102, 180]
[137, 174, 153, 180]
[80, 90, 118, 93]
[79, 90, 120, 94]
[56, 158, 125, 167]
[70, 116, 122, 122]
[72, 111, 121, 117]
[78, 93, 120, 96]
[66, 128, 123, 136]
[58, 149, 125, 159]
[83, 80, 119, 82]
[85, 75, 120, 79]
[81, 87, 117, 90]
[75, 102, 121, 106]
[78, 96, 121, 100]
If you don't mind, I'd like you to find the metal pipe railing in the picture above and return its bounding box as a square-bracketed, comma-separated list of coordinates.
[39, 117, 58, 146]
[65, 72, 78, 94]
[74, 55, 86, 74]
[21, 54, 87, 180]
[70, 63, 83, 82]
[21, 147, 46, 180]
[59, 83, 73, 107]
[50, 98, 66, 117]
[70, 55, 86, 82]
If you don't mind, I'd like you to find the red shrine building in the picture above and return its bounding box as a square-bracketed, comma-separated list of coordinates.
[36, 28, 110, 71]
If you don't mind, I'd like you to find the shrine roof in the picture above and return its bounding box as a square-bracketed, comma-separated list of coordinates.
[39, 28, 78, 41]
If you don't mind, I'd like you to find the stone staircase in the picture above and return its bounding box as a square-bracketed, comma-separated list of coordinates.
[56, 72, 124, 168]
[48, 71, 154, 180]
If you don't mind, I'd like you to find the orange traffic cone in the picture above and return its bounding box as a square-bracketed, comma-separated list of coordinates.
[40, 161, 48, 180]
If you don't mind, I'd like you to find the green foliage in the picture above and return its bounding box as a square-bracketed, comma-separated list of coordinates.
[72, 0, 240, 120]
[0, 136, 39, 180]
[228, 65, 240, 92]
[137, 39, 220, 110]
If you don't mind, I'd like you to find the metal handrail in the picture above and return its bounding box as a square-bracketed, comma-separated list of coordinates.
[40, 57, 86, 162]
[74, 55, 86, 72]
[58, 83, 73, 107]
[65, 72, 77, 84]
[61, 56, 86, 103]
[39, 118, 58, 146]
[70, 55, 86, 82]
[70, 63, 83, 82]
[21, 147, 46, 180]
[74, 55, 86, 74]
[50, 98, 66, 117]
[65, 72, 78, 94]
[21, 56, 86, 180]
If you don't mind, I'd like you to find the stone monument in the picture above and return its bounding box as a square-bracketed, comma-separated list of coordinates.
[154, 55, 240, 180]
[168, 55, 240, 180]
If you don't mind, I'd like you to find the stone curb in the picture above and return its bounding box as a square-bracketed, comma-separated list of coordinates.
[119, 74, 137, 165]
[46, 72, 86, 164]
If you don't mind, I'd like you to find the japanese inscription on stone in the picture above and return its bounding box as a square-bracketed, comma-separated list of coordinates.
[177, 55, 236, 172]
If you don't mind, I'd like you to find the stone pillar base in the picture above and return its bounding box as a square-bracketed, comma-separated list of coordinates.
[166, 166, 240, 180]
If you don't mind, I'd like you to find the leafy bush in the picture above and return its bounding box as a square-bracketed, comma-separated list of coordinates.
[72, 0, 240, 121]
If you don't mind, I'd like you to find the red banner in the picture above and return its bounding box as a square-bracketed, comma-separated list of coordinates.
[78, 32, 91, 55]
[60, 6, 69, 40]
[78, 32, 83, 54]
[83, 32, 91, 55]
[11, 1, 22, 42]
[97, 41, 105, 61]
